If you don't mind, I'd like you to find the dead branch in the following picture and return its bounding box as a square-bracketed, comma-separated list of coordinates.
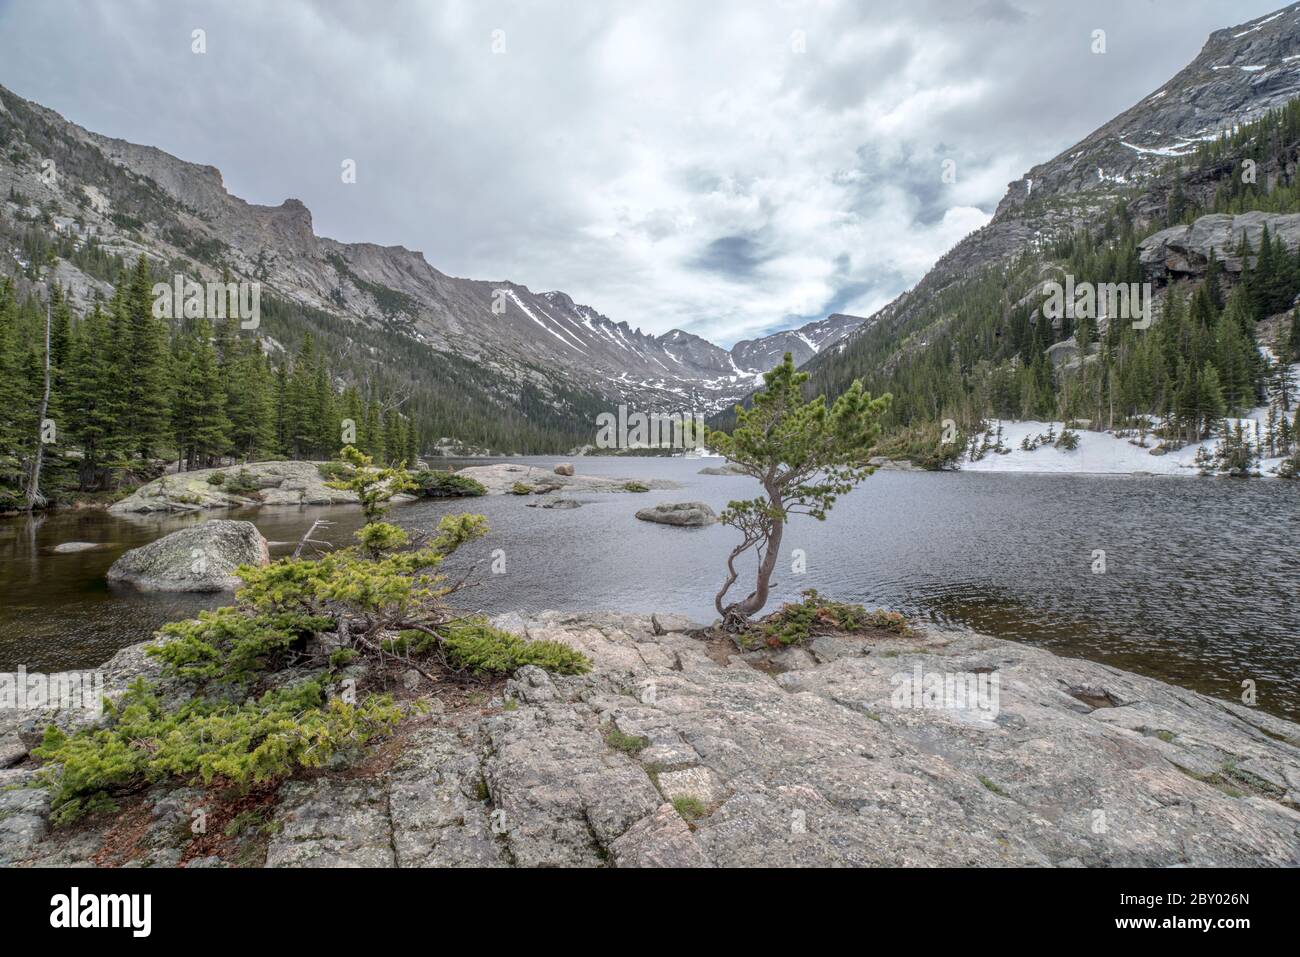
[293, 519, 334, 559]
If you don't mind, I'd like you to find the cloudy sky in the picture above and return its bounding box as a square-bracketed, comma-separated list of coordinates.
[0, 0, 1286, 345]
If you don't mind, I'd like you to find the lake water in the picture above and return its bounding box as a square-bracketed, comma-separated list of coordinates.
[2, 457, 1298, 720]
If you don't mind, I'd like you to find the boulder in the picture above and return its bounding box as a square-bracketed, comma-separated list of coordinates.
[553, 463, 575, 476]
[1046, 338, 1079, 368]
[635, 501, 717, 527]
[106, 520, 270, 592]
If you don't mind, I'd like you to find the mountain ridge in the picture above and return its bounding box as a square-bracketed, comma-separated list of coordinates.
[799, 2, 1300, 423]
[0, 81, 862, 431]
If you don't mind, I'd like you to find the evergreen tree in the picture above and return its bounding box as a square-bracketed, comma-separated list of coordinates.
[171, 319, 229, 469]
[224, 340, 275, 461]
[119, 256, 172, 460]
[0, 279, 26, 457]
[63, 303, 124, 487]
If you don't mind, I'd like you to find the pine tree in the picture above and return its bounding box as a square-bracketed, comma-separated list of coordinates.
[273, 361, 290, 455]
[49, 283, 71, 369]
[311, 347, 336, 457]
[63, 303, 123, 488]
[224, 340, 275, 461]
[405, 418, 419, 466]
[171, 319, 229, 469]
[119, 256, 172, 461]
[1197, 364, 1227, 438]
[285, 337, 318, 457]
[364, 397, 382, 460]
[382, 410, 403, 466]
[0, 279, 26, 457]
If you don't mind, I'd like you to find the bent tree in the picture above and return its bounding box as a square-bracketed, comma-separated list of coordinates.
[707, 354, 890, 629]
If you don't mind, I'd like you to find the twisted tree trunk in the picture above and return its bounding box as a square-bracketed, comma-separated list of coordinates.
[732, 512, 783, 619]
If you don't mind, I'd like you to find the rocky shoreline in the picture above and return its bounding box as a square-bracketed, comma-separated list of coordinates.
[109, 461, 365, 514]
[104, 460, 677, 514]
[2, 612, 1298, 867]
[452, 463, 679, 495]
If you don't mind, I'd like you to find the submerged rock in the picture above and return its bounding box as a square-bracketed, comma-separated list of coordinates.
[635, 501, 717, 526]
[698, 462, 747, 476]
[51, 541, 104, 553]
[524, 496, 583, 509]
[106, 519, 270, 591]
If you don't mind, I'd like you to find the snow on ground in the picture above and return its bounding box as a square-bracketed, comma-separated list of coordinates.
[960, 419, 1292, 476]
[961, 363, 1298, 477]
[962, 420, 1207, 476]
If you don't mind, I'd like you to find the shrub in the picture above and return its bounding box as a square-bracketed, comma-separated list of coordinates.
[33, 678, 402, 826]
[672, 796, 707, 822]
[1279, 451, 1300, 479]
[874, 421, 963, 470]
[206, 471, 226, 486]
[605, 727, 650, 755]
[148, 604, 331, 683]
[622, 481, 649, 492]
[409, 619, 591, 677]
[225, 468, 261, 495]
[329, 648, 358, 669]
[316, 461, 355, 482]
[509, 482, 533, 495]
[31, 449, 497, 826]
[325, 446, 415, 522]
[412, 470, 487, 498]
[1055, 429, 1080, 451]
[751, 589, 910, 647]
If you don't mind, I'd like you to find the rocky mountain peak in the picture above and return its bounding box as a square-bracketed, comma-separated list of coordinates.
[997, 4, 1300, 222]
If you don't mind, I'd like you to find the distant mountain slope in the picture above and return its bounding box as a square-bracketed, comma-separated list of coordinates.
[0, 82, 860, 444]
[801, 3, 1300, 425]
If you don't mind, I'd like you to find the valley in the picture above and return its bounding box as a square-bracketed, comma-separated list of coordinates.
[2, 1, 1299, 881]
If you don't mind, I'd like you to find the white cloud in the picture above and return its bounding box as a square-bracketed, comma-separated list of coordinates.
[0, 0, 1285, 345]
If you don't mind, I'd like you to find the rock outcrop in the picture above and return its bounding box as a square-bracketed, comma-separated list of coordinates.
[1140, 211, 1300, 281]
[109, 461, 363, 514]
[106, 520, 270, 591]
[6, 613, 1300, 867]
[455, 463, 677, 495]
[634, 502, 718, 527]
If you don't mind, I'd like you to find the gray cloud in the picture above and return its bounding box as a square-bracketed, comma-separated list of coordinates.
[689, 235, 770, 278]
[0, 0, 1285, 346]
